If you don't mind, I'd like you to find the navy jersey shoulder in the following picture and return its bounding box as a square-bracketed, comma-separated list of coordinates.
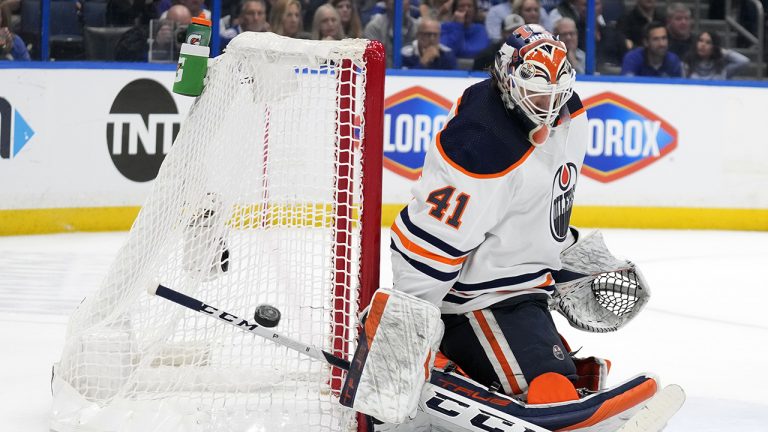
[566, 91, 584, 116]
[555, 91, 585, 125]
[437, 79, 532, 176]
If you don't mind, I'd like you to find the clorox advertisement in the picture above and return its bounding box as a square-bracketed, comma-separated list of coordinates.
[383, 86, 453, 180]
[1, 68, 767, 231]
[582, 92, 678, 183]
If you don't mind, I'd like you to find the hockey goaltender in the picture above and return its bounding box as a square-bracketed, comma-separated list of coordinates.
[339, 24, 685, 432]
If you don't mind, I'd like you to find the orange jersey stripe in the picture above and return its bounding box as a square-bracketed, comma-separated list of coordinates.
[472, 310, 523, 394]
[570, 106, 586, 119]
[535, 273, 554, 288]
[392, 222, 466, 266]
[557, 378, 658, 431]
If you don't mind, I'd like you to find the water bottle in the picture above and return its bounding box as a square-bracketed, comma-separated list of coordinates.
[173, 14, 212, 97]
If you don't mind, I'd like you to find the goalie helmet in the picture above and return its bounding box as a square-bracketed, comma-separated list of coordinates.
[492, 24, 575, 145]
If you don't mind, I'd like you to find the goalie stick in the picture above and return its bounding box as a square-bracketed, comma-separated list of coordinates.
[150, 284, 351, 371]
[151, 284, 682, 432]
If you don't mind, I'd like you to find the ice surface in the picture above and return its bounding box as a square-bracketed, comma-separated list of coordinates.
[1, 228, 766, 431]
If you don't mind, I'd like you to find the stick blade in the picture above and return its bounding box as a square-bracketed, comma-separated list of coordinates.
[617, 384, 686, 432]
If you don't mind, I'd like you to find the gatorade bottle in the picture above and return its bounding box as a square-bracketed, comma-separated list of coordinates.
[173, 14, 212, 97]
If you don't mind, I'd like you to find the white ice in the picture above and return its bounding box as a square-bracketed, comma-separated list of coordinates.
[1, 228, 766, 431]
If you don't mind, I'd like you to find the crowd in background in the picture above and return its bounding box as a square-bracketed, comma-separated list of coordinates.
[0, 0, 765, 80]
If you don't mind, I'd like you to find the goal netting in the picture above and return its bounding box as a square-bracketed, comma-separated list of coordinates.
[50, 33, 384, 432]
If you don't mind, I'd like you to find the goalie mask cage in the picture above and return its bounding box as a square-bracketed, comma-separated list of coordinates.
[50, 33, 384, 432]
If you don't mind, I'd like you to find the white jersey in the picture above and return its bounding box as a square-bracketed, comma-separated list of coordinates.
[390, 79, 588, 314]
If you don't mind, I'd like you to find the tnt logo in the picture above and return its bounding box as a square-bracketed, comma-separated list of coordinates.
[0, 97, 35, 159]
[582, 92, 677, 183]
[107, 79, 181, 182]
[383, 86, 452, 180]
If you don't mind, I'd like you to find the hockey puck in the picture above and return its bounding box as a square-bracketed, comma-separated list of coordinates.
[254, 304, 281, 327]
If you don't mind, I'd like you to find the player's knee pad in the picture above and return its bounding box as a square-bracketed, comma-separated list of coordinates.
[527, 372, 579, 404]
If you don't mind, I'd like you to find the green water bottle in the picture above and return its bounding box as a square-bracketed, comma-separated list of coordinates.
[173, 14, 212, 97]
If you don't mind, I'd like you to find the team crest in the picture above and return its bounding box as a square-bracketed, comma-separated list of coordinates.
[550, 162, 578, 242]
[518, 62, 536, 80]
[553, 345, 565, 360]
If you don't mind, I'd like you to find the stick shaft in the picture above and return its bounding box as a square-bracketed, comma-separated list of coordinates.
[152, 284, 350, 371]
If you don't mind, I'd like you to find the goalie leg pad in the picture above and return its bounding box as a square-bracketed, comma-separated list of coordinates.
[341, 289, 443, 424]
[429, 368, 659, 432]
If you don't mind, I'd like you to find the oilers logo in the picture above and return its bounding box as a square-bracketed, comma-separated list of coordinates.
[550, 162, 577, 242]
[0, 97, 35, 159]
[582, 92, 677, 183]
[383, 86, 452, 180]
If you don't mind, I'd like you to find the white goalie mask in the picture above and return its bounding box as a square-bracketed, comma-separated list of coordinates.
[493, 25, 575, 137]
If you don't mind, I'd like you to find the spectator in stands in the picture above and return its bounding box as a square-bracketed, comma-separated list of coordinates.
[621, 21, 682, 77]
[553, 17, 583, 73]
[0, 0, 18, 16]
[486, 0, 551, 42]
[270, 0, 310, 38]
[363, 0, 417, 67]
[549, 0, 590, 48]
[115, 4, 191, 61]
[312, 3, 344, 40]
[420, 0, 453, 21]
[549, 0, 582, 23]
[618, 0, 664, 50]
[475, 0, 491, 24]
[514, 0, 546, 27]
[683, 31, 749, 79]
[221, 0, 270, 47]
[601, 0, 624, 25]
[666, 2, 692, 58]
[149, 19, 177, 62]
[556, 0, 625, 74]
[0, 4, 29, 60]
[441, 0, 490, 59]
[401, 17, 457, 69]
[473, 13, 523, 70]
[331, 0, 362, 39]
[158, 0, 210, 21]
[361, 0, 420, 24]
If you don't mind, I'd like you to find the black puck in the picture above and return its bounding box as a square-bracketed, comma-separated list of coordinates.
[254, 304, 281, 327]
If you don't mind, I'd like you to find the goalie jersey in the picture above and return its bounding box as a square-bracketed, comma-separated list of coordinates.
[390, 79, 588, 314]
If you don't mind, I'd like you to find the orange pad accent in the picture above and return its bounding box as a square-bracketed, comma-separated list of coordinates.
[527, 372, 580, 405]
[434, 352, 468, 377]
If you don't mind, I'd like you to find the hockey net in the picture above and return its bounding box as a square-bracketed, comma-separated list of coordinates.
[51, 33, 384, 432]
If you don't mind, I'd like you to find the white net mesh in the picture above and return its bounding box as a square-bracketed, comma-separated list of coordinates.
[51, 33, 381, 432]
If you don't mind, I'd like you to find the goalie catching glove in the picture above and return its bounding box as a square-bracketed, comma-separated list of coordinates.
[553, 229, 651, 333]
[340, 288, 443, 424]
